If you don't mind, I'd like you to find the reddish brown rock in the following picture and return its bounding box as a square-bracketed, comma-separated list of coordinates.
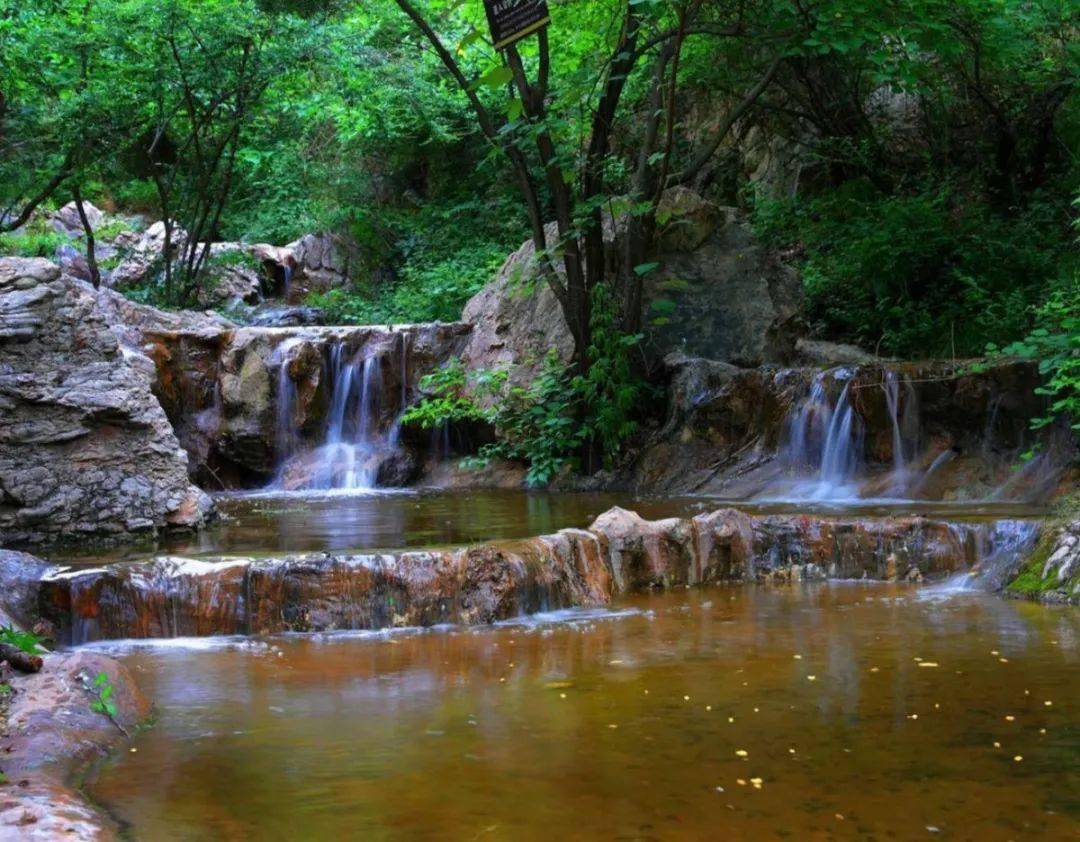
[1, 650, 150, 839]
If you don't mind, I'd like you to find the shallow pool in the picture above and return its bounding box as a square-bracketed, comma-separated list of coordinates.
[83, 583, 1078, 839]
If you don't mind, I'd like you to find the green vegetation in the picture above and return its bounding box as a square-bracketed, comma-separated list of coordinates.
[755, 186, 1074, 358]
[0, 218, 70, 259]
[2, 0, 1077, 471]
[88, 671, 118, 719]
[0, 625, 46, 656]
[405, 288, 649, 484]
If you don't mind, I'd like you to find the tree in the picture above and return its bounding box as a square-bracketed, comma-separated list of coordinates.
[391, 1, 789, 378]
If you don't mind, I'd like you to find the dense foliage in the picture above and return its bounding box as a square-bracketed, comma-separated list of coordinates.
[404, 289, 650, 484]
[2, 0, 1077, 461]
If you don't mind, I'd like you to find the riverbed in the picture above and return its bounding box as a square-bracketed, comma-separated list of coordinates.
[82, 583, 1078, 839]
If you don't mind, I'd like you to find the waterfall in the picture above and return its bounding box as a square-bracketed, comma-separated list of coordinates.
[273, 340, 408, 492]
[774, 370, 865, 500]
[925, 519, 1041, 594]
[275, 343, 300, 467]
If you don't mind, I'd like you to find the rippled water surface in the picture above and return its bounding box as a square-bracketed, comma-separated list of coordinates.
[84, 584, 1078, 840]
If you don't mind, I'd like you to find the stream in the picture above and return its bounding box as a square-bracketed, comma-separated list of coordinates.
[81, 582, 1078, 839]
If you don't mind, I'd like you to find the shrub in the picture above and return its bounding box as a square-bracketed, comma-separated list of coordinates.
[753, 183, 1074, 358]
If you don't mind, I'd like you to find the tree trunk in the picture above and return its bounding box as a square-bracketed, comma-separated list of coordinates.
[71, 184, 101, 288]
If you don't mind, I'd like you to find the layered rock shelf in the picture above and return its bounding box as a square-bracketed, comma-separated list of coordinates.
[26, 507, 1038, 644]
[0, 258, 211, 546]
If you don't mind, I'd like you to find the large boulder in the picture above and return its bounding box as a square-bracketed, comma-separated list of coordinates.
[459, 190, 803, 386]
[0, 257, 212, 546]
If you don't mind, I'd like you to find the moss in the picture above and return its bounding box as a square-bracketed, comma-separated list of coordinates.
[1006, 523, 1079, 601]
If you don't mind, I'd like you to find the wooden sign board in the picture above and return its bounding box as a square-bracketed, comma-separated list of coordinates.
[484, 0, 551, 51]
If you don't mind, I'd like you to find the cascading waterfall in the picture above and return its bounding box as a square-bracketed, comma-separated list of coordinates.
[774, 370, 866, 500]
[273, 340, 409, 492]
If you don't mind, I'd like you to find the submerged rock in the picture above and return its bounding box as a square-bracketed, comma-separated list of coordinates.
[0, 257, 212, 546]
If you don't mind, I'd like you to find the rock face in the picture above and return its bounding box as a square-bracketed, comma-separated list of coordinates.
[631, 355, 1072, 499]
[460, 191, 804, 387]
[0, 257, 212, 546]
[0, 550, 51, 628]
[34, 507, 1020, 643]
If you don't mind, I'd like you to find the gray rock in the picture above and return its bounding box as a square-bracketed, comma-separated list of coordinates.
[459, 189, 804, 388]
[0, 257, 212, 546]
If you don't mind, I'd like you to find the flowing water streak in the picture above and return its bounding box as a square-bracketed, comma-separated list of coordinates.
[926, 518, 1041, 594]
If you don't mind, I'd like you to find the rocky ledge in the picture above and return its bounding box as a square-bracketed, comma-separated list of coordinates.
[17, 507, 1038, 644]
[0, 649, 148, 838]
[0, 258, 212, 547]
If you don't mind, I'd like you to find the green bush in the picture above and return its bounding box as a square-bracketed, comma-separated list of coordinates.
[403, 289, 650, 485]
[0, 219, 70, 258]
[307, 194, 523, 325]
[992, 275, 1080, 437]
[754, 183, 1074, 358]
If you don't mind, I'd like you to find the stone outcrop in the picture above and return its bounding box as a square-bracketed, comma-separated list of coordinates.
[631, 355, 1072, 499]
[459, 190, 804, 389]
[33, 507, 1020, 643]
[0, 649, 149, 838]
[0, 257, 211, 546]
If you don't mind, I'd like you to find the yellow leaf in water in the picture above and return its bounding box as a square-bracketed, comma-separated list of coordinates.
[750, 778, 763, 789]
[1044, 700, 1053, 707]
[1013, 755, 1023, 762]
[793, 654, 802, 660]
[999, 658, 1009, 663]
[807, 675, 817, 681]
[918, 662, 939, 668]
[735, 749, 748, 758]
[870, 667, 880, 673]
[544, 681, 573, 690]
[1005, 715, 1015, 722]
[993, 741, 1001, 748]
[736, 779, 747, 786]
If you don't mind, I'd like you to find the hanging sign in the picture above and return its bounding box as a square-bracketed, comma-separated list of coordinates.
[484, 0, 551, 51]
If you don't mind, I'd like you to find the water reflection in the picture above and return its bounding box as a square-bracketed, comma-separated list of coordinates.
[85, 584, 1079, 839]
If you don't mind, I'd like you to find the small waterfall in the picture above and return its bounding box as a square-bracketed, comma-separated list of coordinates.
[274, 342, 300, 468]
[929, 520, 1041, 593]
[774, 370, 865, 500]
[273, 340, 409, 492]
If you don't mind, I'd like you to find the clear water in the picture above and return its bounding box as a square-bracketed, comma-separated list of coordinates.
[82, 584, 1079, 840]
